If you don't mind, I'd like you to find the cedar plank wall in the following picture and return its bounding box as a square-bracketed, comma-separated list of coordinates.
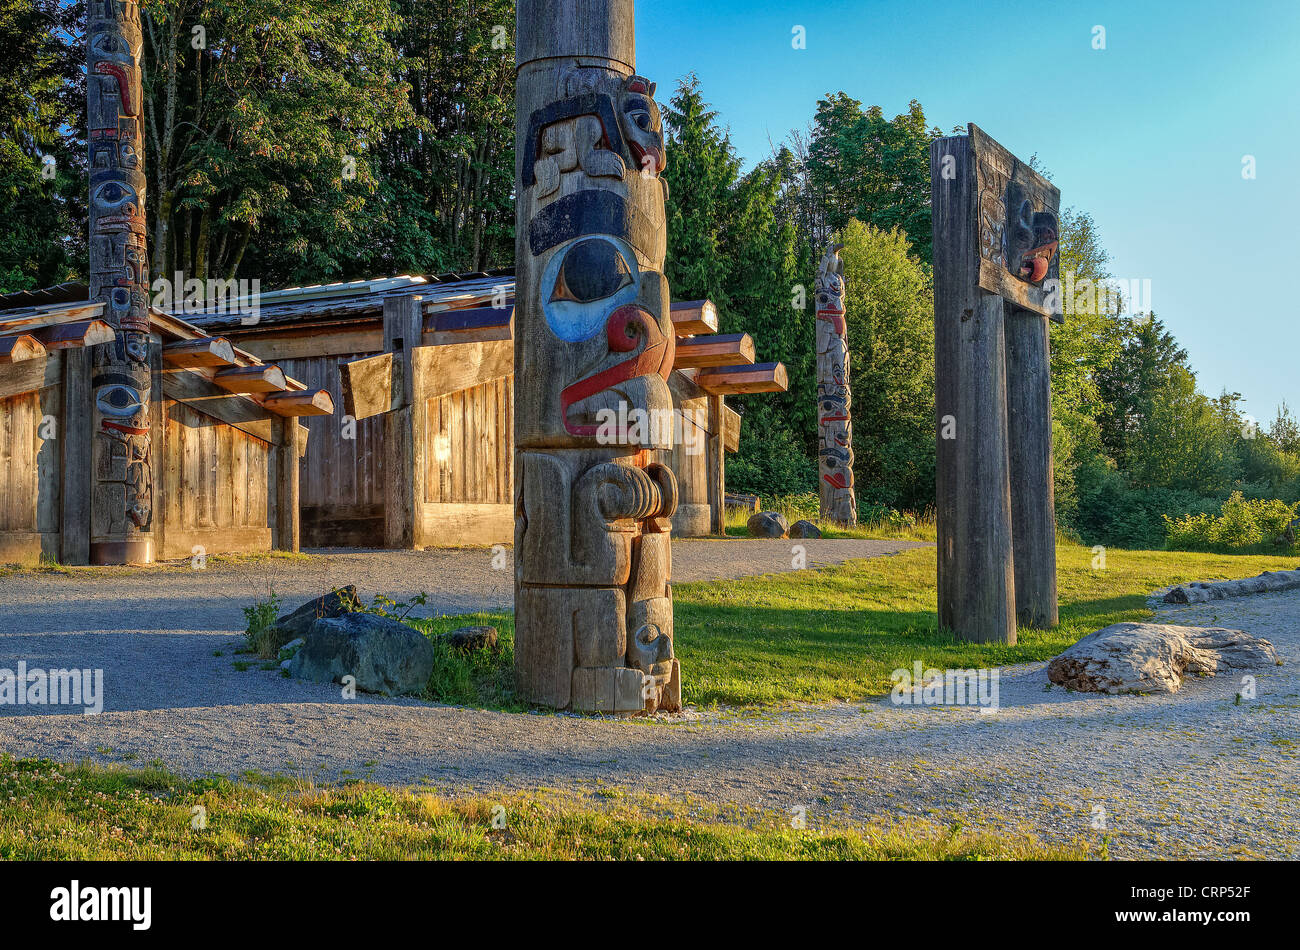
[159, 399, 272, 560]
[276, 354, 386, 546]
[657, 401, 711, 536]
[0, 385, 63, 562]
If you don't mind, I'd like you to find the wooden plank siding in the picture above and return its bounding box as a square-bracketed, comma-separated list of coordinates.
[0, 384, 63, 562]
[158, 399, 271, 560]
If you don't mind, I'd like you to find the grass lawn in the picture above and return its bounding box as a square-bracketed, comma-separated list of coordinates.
[403, 542, 1297, 709]
[0, 758, 1090, 860]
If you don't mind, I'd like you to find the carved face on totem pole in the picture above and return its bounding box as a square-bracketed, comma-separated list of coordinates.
[972, 124, 1062, 321]
[88, 0, 154, 552]
[514, 46, 681, 715]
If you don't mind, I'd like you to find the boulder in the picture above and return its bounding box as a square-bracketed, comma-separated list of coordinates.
[747, 511, 789, 538]
[789, 519, 821, 539]
[288, 613, 435, 696]
[1047, 622, 1280, 695]
[1163, 569, 1300, 604]
[445, 625, 499, 655]
[258, 586, 359, 656]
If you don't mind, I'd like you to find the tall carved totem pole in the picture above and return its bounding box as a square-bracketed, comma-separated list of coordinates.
[87, 0, 155, 564]
[514, 0, 681, 713]
[815, 243, 856, 525]
[931, 124, 1061, 644]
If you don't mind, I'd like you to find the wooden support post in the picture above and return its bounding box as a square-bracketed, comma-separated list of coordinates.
[931, 124, 1062, 644]
[60, 349, 92, 565]
[515, 0, 680, 714]
[271, 416, 300, 552]
[707, 394, 726, 534]
[382, 294, 423, 549]
[1005, 309, 1058, 627]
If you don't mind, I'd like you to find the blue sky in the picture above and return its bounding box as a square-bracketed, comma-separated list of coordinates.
[636, 0, 1300, 424]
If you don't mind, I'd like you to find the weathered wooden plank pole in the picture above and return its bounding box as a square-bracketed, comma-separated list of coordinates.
[86, 0, 157, 564]
[815, 243, 856, 525]
[514, 0, 681, 713]
[930, 124, 1061, 643]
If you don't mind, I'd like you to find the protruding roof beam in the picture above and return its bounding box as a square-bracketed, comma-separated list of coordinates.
[670, 299, 718, 336]
[33, 319, 116, 350]
[694, 361, 788, 395]
[163, 336, 237, 368]
[212, 364, 288, 394]
[260, 389, 335, 416]
[674, 332, 755, 369]
[0, 333, 46, 364]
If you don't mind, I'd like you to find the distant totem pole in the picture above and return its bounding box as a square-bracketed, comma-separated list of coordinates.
[513, 0, 681, 713]
[86, 0, 156, 564]
[930, 124, 1061, 644]
[815, 243, 856, 525]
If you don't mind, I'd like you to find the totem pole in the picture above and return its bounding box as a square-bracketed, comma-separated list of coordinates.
[87, 0, 155, 564]
[513, 0, 681, 713]
[930, 124, 1061, 644]
[815, 243, 856, 525]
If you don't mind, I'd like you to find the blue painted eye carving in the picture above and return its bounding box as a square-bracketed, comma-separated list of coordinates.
[96, 383, 144, 419]
[541, 236, 639, 342]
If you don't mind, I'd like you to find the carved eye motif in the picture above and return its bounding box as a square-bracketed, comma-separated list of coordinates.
[92, 180, 138, 213]
[541, 236, 640, 342]
[96, 383, 145, 419]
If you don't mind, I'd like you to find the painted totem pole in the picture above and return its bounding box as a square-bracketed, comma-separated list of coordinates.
[513, 0, 681, 713]
[930, 124, 1061, 644]
[87, 0, 155, 564]
[815, 243, 856, 525]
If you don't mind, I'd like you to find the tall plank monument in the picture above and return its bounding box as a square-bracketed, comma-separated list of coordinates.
[931, 124, 1061, 644]
[513, 0, 682, 713]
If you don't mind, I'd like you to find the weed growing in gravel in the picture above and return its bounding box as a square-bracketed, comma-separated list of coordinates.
[242, 592, 281, 654]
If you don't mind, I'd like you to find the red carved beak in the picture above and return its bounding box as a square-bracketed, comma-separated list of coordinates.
[560, 305, 673, 437]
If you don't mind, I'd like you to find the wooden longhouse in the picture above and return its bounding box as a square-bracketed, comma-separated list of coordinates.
[0, 283, 332, 565]
[180, 273, 788, 548]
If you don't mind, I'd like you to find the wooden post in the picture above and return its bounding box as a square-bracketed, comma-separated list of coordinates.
[86, 0, 157, 564]
[59, 349, 92, 564]
[815, 243, 856, 525]
[707, 394, 725, 534]
[1005, 309, 1058, 627]
[514, 0, 680, 714]
[382, 294, 424, 549]
[931, 124, 1062, 644]
[271, 417, 300, 552]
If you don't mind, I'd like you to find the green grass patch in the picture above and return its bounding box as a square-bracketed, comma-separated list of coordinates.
[404, 542, 1296, 710]
[0, 757, 1089, 861]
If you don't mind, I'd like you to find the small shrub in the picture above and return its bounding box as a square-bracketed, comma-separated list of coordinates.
[242, 592, 281, 653]
[1163, 492, 1299, 553]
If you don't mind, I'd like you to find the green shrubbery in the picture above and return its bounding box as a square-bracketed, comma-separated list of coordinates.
[1163, 492, 1298, 553]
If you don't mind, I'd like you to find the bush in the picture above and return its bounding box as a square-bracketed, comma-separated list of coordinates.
[1163, 492, 1298, 553]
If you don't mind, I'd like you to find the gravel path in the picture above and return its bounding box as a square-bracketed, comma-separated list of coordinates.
[1, 546, 1295, 860]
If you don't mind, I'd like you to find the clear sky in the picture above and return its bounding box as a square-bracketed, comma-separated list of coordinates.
[635, 0, 1300, 426]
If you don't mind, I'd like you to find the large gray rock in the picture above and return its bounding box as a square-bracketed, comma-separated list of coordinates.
[789, 519, 821, 539]
[258, 586, 358, 656]
[1163, 569, 1300, 604]
[1047, 622, 1281, 695]
[747, 511, 789, 538]
[288, 613, 435, 696]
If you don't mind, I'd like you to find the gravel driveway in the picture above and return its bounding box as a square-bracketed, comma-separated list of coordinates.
[1, 544, 1295, 860]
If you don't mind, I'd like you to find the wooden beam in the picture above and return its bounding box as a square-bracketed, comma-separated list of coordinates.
[163, 336, 237, 368]
[694, 361, 788, 395]
[340, 351, 395, 420]
[670, 299, 718, 336]
[161, 369, 275, 442]
[270, 417, 300, 552]
[0, 302, 105, 335]
[60, 349, 92, 564]
[0, 351, 61, 401]
[414, 338, 514, 400]
[383, 294, 423, 548]
[673, 332, 754, 368]
[34, 319, 115, 350]
[212, 363, 287, 394]
[259, 389, 334, 417]
[722, 404, 741, 453]
[0, 333, 45, 364]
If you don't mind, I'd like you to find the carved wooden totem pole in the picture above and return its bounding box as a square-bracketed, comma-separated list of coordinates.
[815, 243, 856, 525]
[931, 124, 1061, 644]
[87, 0, 156, 564]
[514, 0, 681, 713]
